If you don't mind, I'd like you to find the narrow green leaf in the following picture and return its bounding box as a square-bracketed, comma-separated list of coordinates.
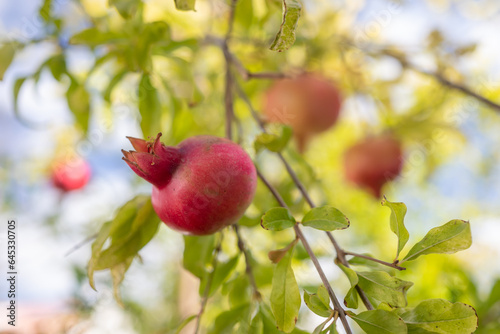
[382, 197, 409, 260]
[400, 299, 478, 334]
[104, 69, 128, 102]
[401, 220, 472, 263]
[301, 206, 350, 231]
[66, 80, 90, 134]
[261, 207, 296, 231]
[199, 255, 240, 297]
[175, 315, 197, 334]
[174, 0, 196, 11]
[269, 0, 301, 52]
[338, 264, 359, 309]
[138, 74, 162, 137]
[357, 271, 413, 308]
[110, 256, 134, 305]
[13, 77, 27, 115]
[347, 310, 407, 334]
[304, 290, 332, 317]
[271, 243, 301, 333]
[254, 126, 292, 153]
[183, 235, 215, 278]
[312, 317, 331, 334]
[88, 221, 112, 290]
[39, 0, 52, 22]
[109, 0, 140, 19]
[0, 43, 16, 80]
[70, 28, 126, 47]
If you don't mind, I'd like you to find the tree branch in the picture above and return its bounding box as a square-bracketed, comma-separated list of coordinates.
[233, 224, 262, 301]
[343, 251, 406, 271]
[256, 168, 353, 334]
[194, 234, 223, 334]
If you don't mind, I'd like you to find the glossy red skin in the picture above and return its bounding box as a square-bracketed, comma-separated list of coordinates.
[123, 134, 257, 235]
[264, 73, 342, 152]
[344, 135, 403, 198]
[52, 158, 91, 191]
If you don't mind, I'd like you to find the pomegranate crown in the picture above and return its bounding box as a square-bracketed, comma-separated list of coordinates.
[122, 133, 181, 187]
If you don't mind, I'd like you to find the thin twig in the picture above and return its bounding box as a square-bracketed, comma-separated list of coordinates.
[233, 224, 262, 301]
[194, 234, 223, 334]
[343, 251, 406, 271]
[236, 78, 374, 311]
[256, 168, 352, 334]
[380, 49, 500, 113]
[64, 233, 98, 257]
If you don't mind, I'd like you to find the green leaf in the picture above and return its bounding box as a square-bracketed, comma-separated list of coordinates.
[312, 317, 332, 334]
[88, 221, 112, 290]
[183, 235, 215, 279]
[271, 243, 301, 333]
[317, 285, 330, 309]
[304, 290, 332, 317]
[104, 69, 128, 103]
[347, 310, 408, 334]
[13, 77, 27, 115]
[174, 0, 196, 11]
[175, 315, 197, 334]
[199, 255, 240, 297]
[235, 0, 254, 29]
[338, 264, 359, 309]
[382, 197, 409, 260]
[39, 0, 52, 22]
[47, 54, 67, 81]
[261, 207, 296, 231]
[249, 312, 264, 334]
[401, 220, 472, 263]
[400, 299, 478, 334]
[209, 303, 251, 334]
[268, 238, 299, 264]
[138, 74, 162, 137]
[301, 206, 350, 231]
[0, 43, 17, 80]
[269, 0, 301, 52]
[357, 271, 413, 308]
[109, 0, 140, 19]
[66, 80, 90, 134]
[254, 126, 292, 153]
[70, 28, 126, 47]
[110, 255, 134, 305]
[93, 196, 161, 270]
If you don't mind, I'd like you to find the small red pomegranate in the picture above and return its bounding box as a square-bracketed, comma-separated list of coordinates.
[263, 73, 342, 152]
[122, 133, 257, 235]
[343, 134, 403, 198]
[52, 157, 91, 191]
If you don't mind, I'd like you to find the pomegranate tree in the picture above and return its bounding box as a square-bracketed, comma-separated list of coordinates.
[343, 134, 403, 197]
[122, 133, 257, 235]
[263, 73, 343, 152]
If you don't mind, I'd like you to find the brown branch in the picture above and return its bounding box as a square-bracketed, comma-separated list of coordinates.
[256, 168, 352, 334]
[379, 49, 500, 113]
[343, 251, 406, 271]
[194, 234, 223, 334]
[233, 224, 262, 301]
[236, 78, 375, 311]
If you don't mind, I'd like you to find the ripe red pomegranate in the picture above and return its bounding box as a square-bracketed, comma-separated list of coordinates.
[122, 133, 257, 235]
[52, 157, 91, 191]
[343, 134, 403, 198]
[263, 73, 342, 152]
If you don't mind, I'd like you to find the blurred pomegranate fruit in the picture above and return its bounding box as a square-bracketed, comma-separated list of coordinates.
[263, 73, 342, 152]
[52, 157, 91, 191]
[344, 134, 403, 198]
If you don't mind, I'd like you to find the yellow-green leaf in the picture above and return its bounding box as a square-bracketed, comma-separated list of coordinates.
[261, 207, 296, 231]
[269, 0, 301, 52]
[382, 198, 409, 261]
[301, 206, 350, 231]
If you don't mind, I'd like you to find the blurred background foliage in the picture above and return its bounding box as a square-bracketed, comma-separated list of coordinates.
[1, 0, 500, 332]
